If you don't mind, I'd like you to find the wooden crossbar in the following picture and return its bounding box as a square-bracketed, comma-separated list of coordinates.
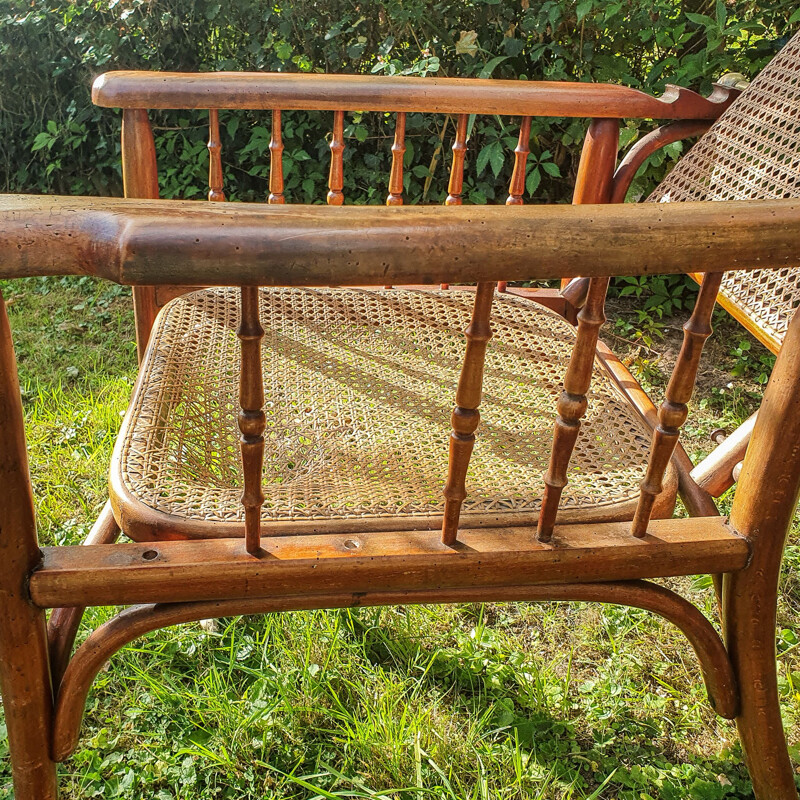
[28, 517, 748, 609]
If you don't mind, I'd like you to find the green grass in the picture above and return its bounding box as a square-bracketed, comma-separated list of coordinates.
[1, 277, 799, 799]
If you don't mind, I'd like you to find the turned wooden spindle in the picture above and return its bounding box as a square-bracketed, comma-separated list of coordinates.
[506, 116, 532, 206]
[445, 114, 468, 206]
[499, 115, 533, 293]
[441, 114, 469, 290]
[537, 119, 619, 543]
[632, 271, 723, 537]
[386, 112, 406, 206]
[327, 110, 345, 206]
[383, 112, 406, 288]
[268, 109, 285, 204]
[207, 109, 225, 202]
[442, 281, 496, 545]
[537, 278, 610, 542]
[238, 286, 266, 554]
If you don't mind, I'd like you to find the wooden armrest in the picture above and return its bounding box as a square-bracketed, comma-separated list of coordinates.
[1, 195, 799, 287]
[92, 71, 740, 120]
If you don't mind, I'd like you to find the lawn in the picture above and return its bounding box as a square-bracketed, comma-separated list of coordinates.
[1, 276, 798, 799]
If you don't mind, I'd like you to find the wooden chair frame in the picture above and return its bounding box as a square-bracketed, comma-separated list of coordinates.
[2, 72, 799, 799]
[2, 193, 800, 797]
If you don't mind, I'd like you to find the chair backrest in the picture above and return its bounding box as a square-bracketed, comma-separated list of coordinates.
[92, 71, 739, 355]
[650, 29, 800, 353]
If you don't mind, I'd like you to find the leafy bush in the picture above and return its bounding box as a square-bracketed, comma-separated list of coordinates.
[1, 0, 794, 202]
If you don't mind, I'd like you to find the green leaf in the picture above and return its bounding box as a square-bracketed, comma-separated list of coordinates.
[542, 161, 560, 177]
[685, 12, 715, 27]
[479, 55, 508, 79]
[488, 141, 505, 178]
[476, 144, 492, 176]
[576, 0, 593, 22]
[32, 132, 53, 152]
[525, 167, 541, 196]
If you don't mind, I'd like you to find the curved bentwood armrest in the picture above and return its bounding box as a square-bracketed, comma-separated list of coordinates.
[1, 195, 799, 287]
[92, 71, 739, 119]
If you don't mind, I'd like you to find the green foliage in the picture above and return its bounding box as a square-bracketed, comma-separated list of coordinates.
[729, 338, 777, 384]
[0, 0, 795, 204]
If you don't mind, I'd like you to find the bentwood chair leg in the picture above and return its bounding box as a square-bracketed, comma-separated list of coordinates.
[723, 307, 800, 800]
[0, 603, 58, 799]
[0, 290, 58, 798]
[723, 569, 797, 798]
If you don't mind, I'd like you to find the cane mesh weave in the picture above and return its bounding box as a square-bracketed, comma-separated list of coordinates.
[650, 30, 800, 348]
[115, 288, 654, 534]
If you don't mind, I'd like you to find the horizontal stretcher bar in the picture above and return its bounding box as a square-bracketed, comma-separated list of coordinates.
[1, 195, 800, 287]
[29, 517, 748, 608]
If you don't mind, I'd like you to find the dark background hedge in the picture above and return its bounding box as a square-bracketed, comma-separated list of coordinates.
[0, 0, 796, 206]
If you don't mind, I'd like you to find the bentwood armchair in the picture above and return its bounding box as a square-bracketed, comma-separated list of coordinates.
[2, 47, 800, 800]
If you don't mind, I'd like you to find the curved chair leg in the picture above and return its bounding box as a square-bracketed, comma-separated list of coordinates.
[724, 570, 797, 798]
[724, 307, 800, 800]
[0, 291, 58, 798]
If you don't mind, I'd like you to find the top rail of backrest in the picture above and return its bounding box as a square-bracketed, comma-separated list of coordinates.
[92, 71, 739, 120]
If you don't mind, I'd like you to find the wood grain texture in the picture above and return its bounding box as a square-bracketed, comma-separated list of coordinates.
[506, 116, 532, 205]
[445, 114, 468, 206]
[386, 112, 406, 206]
[538, 119, 619, 541]
[47, 501, 119, 689]
[4, 195, 800, 287]
[611, 119, 713, 203]
[121, 109, 160, 361]
[29, 517, 748, 608]
[724, 306, 800, 798]
[92, 72, 741, 119]
[0, 292, 57, 798]
[690, 413, 757, 498]
[268, 109, 285, 204]
[632, 272, 723, 536]
[327, 110, 345, 206]
[442, 282, 495, 544]
[237, 286, 266, 555]
[688, 271, 783, 356]
[207, 109, 225, 202]
[51, 578, 736, 762]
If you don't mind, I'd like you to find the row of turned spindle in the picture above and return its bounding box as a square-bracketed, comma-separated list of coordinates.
[205, 109, 719, 553]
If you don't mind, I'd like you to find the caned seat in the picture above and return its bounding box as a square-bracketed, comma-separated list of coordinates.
[111, 286, 676, 540]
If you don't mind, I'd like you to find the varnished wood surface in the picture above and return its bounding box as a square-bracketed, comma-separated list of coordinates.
[632, 272, 723, 536]
[539, 119, 619, 541]
[29, 517, 747, 608]
[268, 109, 285, 204]
[237, 286, 266, 554]
[51, 578, 736, 762]
[690, 413, 757, 498]
[611, 119, 713, 204]
[47, 500, 120, 688]
[688, 271, 783, 355]
[3, 195, 800, 287]
[121, 109, 160, 360]
[0, 292, 58, 798]
[442, 281, 495, 544]
[724, 306, 800, 796]
[92, 72, 740, 120]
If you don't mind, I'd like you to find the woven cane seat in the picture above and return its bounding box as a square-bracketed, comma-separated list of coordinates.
[111, 287, 672, 541]
[650, 30, 800, 351]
